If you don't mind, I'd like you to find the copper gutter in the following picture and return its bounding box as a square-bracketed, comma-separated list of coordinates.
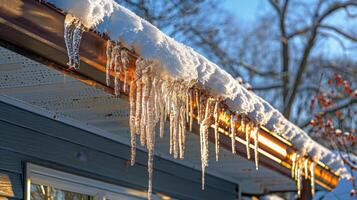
[0, 0, 339, 193]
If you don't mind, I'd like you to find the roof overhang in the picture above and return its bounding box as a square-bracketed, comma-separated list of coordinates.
[0, 0, 340, 195]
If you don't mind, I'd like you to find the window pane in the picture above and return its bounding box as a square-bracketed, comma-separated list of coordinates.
[31, 183, 93, 200]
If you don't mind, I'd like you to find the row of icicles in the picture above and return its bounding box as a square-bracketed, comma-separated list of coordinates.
[104, 40, 263, 199]
[291, 153, 316, 197]
[63, 16, 317, 199]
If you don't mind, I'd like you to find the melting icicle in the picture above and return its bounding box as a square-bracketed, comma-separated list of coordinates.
[169, 108, 174, 155]
[291, 153, 297, 178]
[64, 14, 75, 67]
[172, 93, 179, 159]
[252, 124, 259, 170]
[129, 80, 136, 166]
[121, 49, 130, 94]
[71, 19, 85, 70]
[64, 14, 85, 70]
[135, 79, 142, 135]
[195, 90, 201, 124]
[146, 87, 155, 200]
[179, 105, 186, 159]
[200, 97, 214, 190]
[304, 158, 309, 179]
[112, 45, 122, 96]
[296, 159, 303, 197]
[294, 155, 300, 180]
[245, 120, 251, 160]
[213, 100, 220, 161]
[230, 114, 236, 154]
[159, 82, 166, 138]
[105, 40, 113, 86]
[310, 162, 315, 196]
[189, 90, 194, 132]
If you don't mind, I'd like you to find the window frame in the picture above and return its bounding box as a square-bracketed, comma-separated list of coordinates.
[25, 163, 153, 200]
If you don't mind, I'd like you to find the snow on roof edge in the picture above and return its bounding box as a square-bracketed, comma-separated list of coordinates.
[46, 0, 349, 178]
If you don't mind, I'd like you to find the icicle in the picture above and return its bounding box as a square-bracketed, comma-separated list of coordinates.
[146, 103, 155, 200]
[153, 79, 161, 122]
[252, 124, 259, 170]
[186, 92, 190, 123]
[200, 97, 214, 190]
[189, 90, 194, 132]
[213, 100, 220, 161]
[121, 49, 130, 94]
[310, 162, 315, 196]
[105, 40, 113, 86]
[169, 110, 174, 155]
[172, 93, 179, 159]
[63, 15, 85, 70]
[64, 14, 75, 67]
[195, 90, 201, 124]
[295, 155, 300, 180]
[179, 105, 186, 159]
[147, 147, 154, 200]
[304, 158, 309, 179]
[113, 50, 121, 96]
[146, 81, 155, 149]
[230, 114, 236, 154]
[135, 78, 142, 136]
[291, 153, 297, 178]
[136, 58, 153, 146]
[129, 80, 136, 166]
[296, 159, 303, 197]
[245, 120, 251, 160]
[159, 82, 166, 138]
[71, 19, 85, 70]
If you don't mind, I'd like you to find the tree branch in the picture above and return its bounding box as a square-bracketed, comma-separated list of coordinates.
[283, 1, 357, 118]
[300, 98, 357, 128]
[320, 24, 357, 42]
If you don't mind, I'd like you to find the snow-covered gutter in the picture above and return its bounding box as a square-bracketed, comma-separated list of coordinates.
[0, 0, 344, 198]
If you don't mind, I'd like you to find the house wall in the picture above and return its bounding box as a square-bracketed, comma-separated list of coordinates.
[0, 101, 238, 200]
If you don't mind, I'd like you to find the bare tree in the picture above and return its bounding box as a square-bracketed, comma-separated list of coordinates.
[119, 0, 357, 150]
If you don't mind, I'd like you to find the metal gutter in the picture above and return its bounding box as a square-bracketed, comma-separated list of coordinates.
[0, 0, 339, 193]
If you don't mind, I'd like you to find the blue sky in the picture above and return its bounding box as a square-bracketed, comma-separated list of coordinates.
[221, 0, 357, 59]
[222, 0, 268, 21]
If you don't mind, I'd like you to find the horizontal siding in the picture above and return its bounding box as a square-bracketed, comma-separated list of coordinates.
[0, 101, 237, 200]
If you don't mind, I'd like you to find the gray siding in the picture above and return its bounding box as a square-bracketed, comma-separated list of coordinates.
[0, 102, 237, 200]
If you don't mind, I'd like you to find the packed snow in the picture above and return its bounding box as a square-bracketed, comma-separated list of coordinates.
[46, 0, 350, 198]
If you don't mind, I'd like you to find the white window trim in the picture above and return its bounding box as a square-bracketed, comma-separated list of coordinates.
[26, 163, 167, 200]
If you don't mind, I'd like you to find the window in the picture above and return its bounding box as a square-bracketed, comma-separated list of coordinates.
[26, 163, 172, 200]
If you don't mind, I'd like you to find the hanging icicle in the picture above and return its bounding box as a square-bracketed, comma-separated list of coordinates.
[64, 14, 75, 68]
[189, 89, 194, 132]
[129, 80, 136, 166]
[105, 40, 113, 86]
[159, 82, 166, 138]
[296, 157, 304, 198]
[230, 113, 237, 154]
[291, 153, 297, 178]
[121, 49, 130, 94]
[200, 97, 214, 190]
[252, 124, 259, 170]
[310, 162, 315, 196]
[304, 158, 309, 179]
[146, 85, 155, 200]
[179, 105, 186, 159]
[245, 120, 252, 160]
[213, 100, 220, 161]
[172, 92, 179, 159]
[64, 14, 85, 70]
[110, 44, 121, 96]
[195, 90, 201, 124]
